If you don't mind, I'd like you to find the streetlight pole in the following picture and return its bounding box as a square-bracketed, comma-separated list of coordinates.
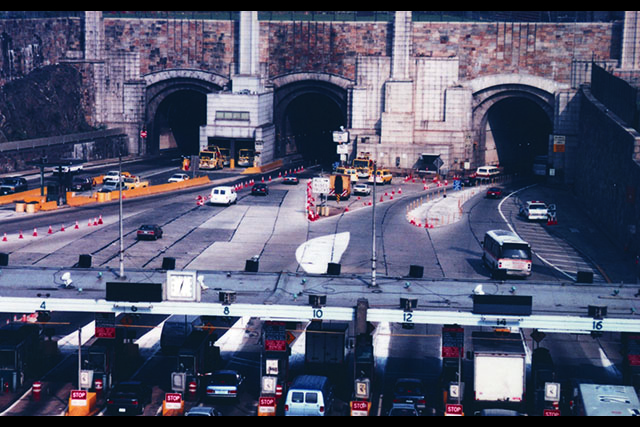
[118, 144, 125, 279]
[370, 162, 377, 288]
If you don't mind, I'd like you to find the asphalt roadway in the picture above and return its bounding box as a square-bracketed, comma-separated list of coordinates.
[0, 172, 637, 334]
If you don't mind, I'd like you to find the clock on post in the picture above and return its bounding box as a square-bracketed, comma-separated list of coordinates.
[165, 271, 200, 302]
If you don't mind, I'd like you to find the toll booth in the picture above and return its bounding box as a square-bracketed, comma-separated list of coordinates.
[0, 323, 41, 391]
[176, 330, 220, 389]
[82, 337, 116, 392]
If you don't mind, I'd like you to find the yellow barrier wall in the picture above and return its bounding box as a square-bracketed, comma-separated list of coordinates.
[0, 188, 45, 205]
[242, 159, 283, 174]
[66, 176, 211, 206]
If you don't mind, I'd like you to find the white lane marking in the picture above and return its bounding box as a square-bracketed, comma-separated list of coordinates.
[295, 232, 350, 274]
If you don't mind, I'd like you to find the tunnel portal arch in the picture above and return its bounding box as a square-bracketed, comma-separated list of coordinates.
[273, 73, 351, 166]
[144, 70, 229, 155]
[470, 76, 560, 175]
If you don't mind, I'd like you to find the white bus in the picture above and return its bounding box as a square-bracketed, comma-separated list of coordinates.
[482, 230, 532, 279]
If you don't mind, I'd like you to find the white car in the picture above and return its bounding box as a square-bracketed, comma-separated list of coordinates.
[210, 186, 237, 206]
[168, 173, 190, 183]
[352, 183, 371, 196]
[520, 201, 548, 221]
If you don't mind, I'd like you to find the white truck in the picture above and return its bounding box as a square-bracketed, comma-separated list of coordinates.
[472, 331, 527, 413]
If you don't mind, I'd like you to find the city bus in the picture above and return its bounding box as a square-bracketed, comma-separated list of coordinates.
[482, 230, 532, 279]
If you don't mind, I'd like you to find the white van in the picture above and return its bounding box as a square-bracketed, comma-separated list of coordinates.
[210, 186, 237, 205]
[284, 375, 333, 416]
[475, 165, 500, 178]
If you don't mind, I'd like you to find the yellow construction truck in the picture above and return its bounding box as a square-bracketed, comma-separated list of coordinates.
[352, 154, 374, 179]
[199, 146, 224, 170]
[237, 149, 255, 167]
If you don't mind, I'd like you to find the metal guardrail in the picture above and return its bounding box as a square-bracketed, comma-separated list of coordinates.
[0, 128, 126, 153]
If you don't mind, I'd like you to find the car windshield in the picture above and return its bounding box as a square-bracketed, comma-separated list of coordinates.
[502, 243, 531, 259]
[140, 225, 155, 230]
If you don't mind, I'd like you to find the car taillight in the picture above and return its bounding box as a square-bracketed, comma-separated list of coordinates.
[230, 390, 237, 394]
[284, 404, 289, 412]
[107, 399, 113, 405]
[418, 399, 426, 405]
[132, 399, 138, 405]
[319, 406, 324, 413]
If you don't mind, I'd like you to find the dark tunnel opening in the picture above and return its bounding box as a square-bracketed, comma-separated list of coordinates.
[281, 93, 345, 167]
[485, 97, 552, 175]
[153, 90, 207, 156]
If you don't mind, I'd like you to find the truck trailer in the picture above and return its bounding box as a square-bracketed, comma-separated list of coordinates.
[472, 331, 527, 412]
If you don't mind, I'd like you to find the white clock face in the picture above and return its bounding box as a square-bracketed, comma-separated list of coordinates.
[168, 273, 194, 299]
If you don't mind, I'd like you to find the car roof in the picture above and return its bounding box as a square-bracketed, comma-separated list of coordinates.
[186, 406, 217, 415]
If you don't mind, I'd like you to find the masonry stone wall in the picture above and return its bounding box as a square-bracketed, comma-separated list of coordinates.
[576, 87, 640, 259]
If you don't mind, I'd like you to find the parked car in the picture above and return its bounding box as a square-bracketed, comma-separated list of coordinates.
[485, 187, 503, 199]
[106, 381, 152, 415]
[352, 183, 371, 196]
[392, 378, 426, 413]
[251, 183, 269, 196]
[204, 370, 244, 399]
[283, 174, 299, 185]
[0, 177, 28, 195]
[185, 406, 222, 416]
[99, 180, 125, 192]
[103, 170, 129, 182]
[71, 176, 93, 191]
[388, 403, 420, 416]
[136, 224, 163, 240]
[168, 173, 190, 183]
[210, 186, 237, 205]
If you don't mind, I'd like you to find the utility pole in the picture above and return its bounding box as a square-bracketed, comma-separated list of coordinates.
[370, 162, 377, 288]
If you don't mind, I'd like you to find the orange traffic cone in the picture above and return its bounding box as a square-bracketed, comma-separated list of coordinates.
[48, 226, 53, 234]
[33, 228, 38, 237]
[60, 224, 65, 232]
[19, 231, 23, 239]
[98, 215, 103, 225]
[2, 233, 6, 242]
[74, 221, 79, 229]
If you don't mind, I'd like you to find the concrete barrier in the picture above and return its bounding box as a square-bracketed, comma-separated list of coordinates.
[66, 175, 211, 207]
[242, 159, 283, 174]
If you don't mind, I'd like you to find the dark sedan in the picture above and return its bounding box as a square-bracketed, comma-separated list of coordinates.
[251, 183, 269, 195]
[392, 378, 427, 414]
[136, 224, 163, 240]
[486, 187, 503, 199]
[71, 176, 93, 191]
[283, 174, 299, 185]
[106, 381, 152, 415]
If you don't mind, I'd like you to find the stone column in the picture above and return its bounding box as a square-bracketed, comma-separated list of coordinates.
[621, 11, 640, 70]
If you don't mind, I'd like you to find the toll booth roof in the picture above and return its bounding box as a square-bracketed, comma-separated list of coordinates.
[471, 332, 525, 355]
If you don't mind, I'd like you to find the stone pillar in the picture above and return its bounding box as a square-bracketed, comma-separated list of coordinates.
[234, 11, 262, 93]
[380, 11, 414, 150]
[83, 11, 106, 127]
[621, 11, 640, 70]
[391, 11, 411, 80]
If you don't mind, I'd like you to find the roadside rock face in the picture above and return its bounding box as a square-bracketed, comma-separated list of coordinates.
[0, 64, 92, 142]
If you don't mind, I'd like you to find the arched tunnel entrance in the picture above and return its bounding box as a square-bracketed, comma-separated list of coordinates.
[151, 90, 207, 156]
[481, 96, 553, 175]
[275, 79, 348, 168]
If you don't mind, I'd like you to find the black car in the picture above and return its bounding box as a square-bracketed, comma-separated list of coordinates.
[71, 176, 93, 191]
[392, 378, 426, 413]
[0, 177, 28, 195]
[136, 224, 163, 240]
[283, 174, 299, 185]
[106, 381, 152, 415]
[251, 183, 269, 195]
